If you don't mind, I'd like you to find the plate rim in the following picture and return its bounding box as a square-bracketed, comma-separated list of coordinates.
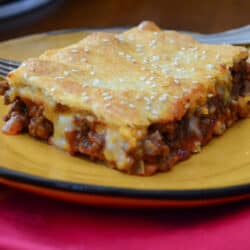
[1, 166, 250, 200]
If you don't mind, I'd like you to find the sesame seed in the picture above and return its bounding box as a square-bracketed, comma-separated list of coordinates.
[152, 110, 158, 116]
[141, 66, 146, 71]
[149, 76, 155, 81]
[129, 103, 135, 109]
[68, 57, 73, 61]
[143, 58, 149, 64]
[151, 84, 157, 88]
[119, 78, 124, 82]
[81, 91, 87, 96]
[92, 79, 100, 86]
[145, 80, 151, 85]
[23, 72, 28, 79]
[104, 95, 112, 100]
[190, 67, 195, 72]
[206, 75, 213, 79]
[50, 87, 57, 92]
[161, 68, 168, 74]
[158, 93, 168, 101]
[81, 57, 87, 63]
[215, 54, 221, 60]
[120, 100, 126, 104]
[117, 34, 125, 42]
[144, 97, 151, 104]
[153, 31, 159, 36]
[145, 105, 151, 111]
[184, 103, 190, 109]
[126, 54, 132, 61]
[174, 79, 180, 84]
[84, 48, 90, 53]
[152, 64, 159, 69]
[168, 39, 175, 44]
[190, 47, 198, 51]
[202, 50, 207, 55]
[71, 69, 78, 72]
[181, 47, 186, 51]
[192, 80, 198, 84]
[208, 93, 214, 98]
[149, 39, 157, 47]
[71, 49, 78, 53]
[63, 71, 69, 76]
[102, 92, 109, 97]
[140, 76, 146, 81]
[182, 87, 189, 93]
[90, 71, 96, 76]
[135, 94, 141, 100]
[173, 61, 179, 66]
[105, 103, 111, 107]
[151, 55, 160, 62]
[206, 64, 214, 70]
[82, 96, 90, 101]
[118, 51, 125, 56]
[136, 44, 144, 50]
[150, 95, 155, 100]
[55, 76, 64, 80]
[128, 34, 135, 41]
[173, 95, 179, 99]
[176, 68, 185, 73]
[102, 38, 109, 43]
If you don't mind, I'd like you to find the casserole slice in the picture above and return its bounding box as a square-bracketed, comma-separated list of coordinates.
[1, 21, 250, 175]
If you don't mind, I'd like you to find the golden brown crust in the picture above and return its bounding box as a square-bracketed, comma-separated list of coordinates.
[7, 21, 248, 127]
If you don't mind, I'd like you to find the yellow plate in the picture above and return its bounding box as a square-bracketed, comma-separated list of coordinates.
[1, 29, 250, 208]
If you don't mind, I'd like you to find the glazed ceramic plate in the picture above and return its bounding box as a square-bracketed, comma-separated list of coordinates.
[1, 30, 250, 208]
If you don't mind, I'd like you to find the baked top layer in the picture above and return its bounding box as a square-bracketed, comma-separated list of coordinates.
[7, 21, 248, 127]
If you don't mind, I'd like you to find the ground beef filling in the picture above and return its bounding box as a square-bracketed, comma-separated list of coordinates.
[0, 80, 9, 95]
[1, 60, 250, 175]
[141, 60, 250, 175]
[2, 98, 53, 140]
[65, 116, 105, 160]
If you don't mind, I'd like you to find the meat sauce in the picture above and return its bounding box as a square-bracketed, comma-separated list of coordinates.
[141, 60, 250, 174]
[2, 98, 53, 140]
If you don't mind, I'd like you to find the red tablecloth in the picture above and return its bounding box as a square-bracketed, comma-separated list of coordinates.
[0, 186, 249, 250]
